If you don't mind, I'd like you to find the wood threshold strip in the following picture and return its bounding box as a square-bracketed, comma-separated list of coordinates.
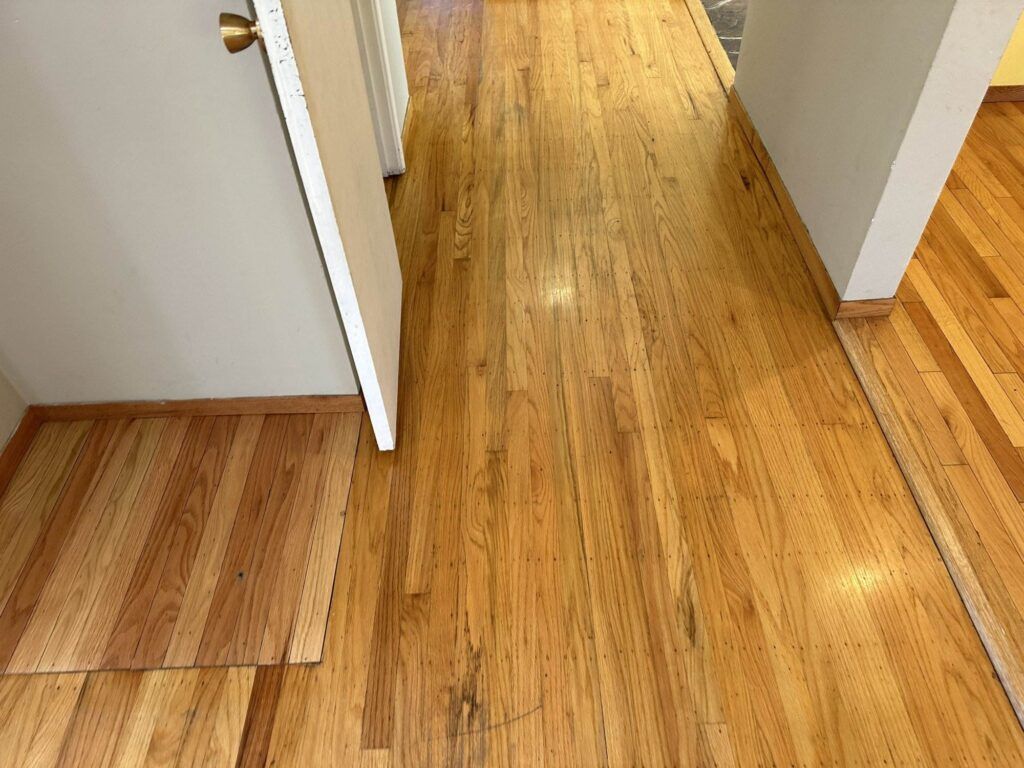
[28, 395, 365, 422]
[835, 318, 1024, 728]
[728, 87, 894, 321]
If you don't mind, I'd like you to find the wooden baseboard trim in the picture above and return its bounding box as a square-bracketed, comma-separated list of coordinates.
[29, 394, 365, 422]
[727, 89, 896, 321]
[834, 298, 896, 319]
[984, 85, 1024, 103]
[0, 408, 44, 500]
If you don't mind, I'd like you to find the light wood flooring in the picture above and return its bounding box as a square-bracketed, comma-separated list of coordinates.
[0, 413, 359, 674]
[837, 101, 1024, 728]
[2, 0, 1024, 764]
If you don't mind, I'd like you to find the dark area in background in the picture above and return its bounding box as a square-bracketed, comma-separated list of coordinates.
[700, 0, 747, 66]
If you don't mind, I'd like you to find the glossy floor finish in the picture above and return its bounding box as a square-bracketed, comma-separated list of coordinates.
[264, 0, 1022, 760]
[0, 413, 359, 675]
[838, 101, 1024, 726]
[2, 0, 1024, 765]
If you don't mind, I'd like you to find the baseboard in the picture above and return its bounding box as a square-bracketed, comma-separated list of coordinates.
[29, 394, 364, 422]
[727, 88, 894, 321]
[834, 298, 897, 319]
[984, 85, 1024, 103]
[0, 408, 44, 499]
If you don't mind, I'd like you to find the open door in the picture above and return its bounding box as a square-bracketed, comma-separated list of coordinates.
[249, 0, 403, 450]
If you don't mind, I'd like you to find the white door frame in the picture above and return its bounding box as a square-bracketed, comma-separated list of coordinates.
[350, 0, 410, 176]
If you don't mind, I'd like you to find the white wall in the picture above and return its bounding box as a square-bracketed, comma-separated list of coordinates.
[0, 369, 26, 446]
[735, 0, 1024, 301]
[0, 0, 358, 404]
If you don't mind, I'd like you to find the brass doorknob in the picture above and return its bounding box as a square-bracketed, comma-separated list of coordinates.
[220, 12, 262, 54]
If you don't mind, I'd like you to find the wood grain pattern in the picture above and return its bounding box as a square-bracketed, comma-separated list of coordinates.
[0, 668, 255, 768]
[0, 412, 361, 675]
[256, 2, 1017, 764]
[0, 408, 41, 502]
[0, 421, 93, 620]
[0, 5, 1022, 767]
[836, 101, 1024, 726]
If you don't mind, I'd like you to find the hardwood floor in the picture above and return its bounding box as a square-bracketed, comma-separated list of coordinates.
[265, 0, 1020, 761]
[0, 413, 360, 674]
[0, 668, 255, 766]
[2, 0, 1024, 765]
[837, 101, 1024, 727]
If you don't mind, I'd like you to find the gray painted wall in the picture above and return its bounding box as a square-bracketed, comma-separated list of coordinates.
[735, 0, 1023, 300]
[0, 0, 358, 404]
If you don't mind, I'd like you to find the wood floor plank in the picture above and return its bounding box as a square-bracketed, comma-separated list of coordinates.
[0, 673, 84, 768]
[255, 414, 334, 665]
[907, 260, 1024, 446]
[0, 409, 353, 676]
[270, 416, 395, 766]
[0, 421, 92, 618]
[100, 416, 218, 669]
[0, 410, 42, 503]
[173, 667, 255, 766]
[163, 415, 264, 668]
[0, 423, 69, 553]
[868, 316, 966, 466]
[7, 419, 143, 673]
[36, 419, 167, 673]
[906, 299, 1024, 501]
[286, 412, 361, 663]
[54, 671, 143, 767]
[129, 416, 239, 669]
[68, 418, 191, 670]
[2, 4, 1024, 766]
[194, 415, 291, 666]
[108, 669, 199, 767]
[227, 413, 313, 665]
[0, 421, 117, 670]
[235, 664, 286, 768]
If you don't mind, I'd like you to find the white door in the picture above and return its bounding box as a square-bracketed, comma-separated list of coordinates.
[251, 0, 404, 450]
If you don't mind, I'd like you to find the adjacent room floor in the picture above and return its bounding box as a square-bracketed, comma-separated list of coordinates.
[838, 100, 1024, 726]
[1, 0, 1024, 766]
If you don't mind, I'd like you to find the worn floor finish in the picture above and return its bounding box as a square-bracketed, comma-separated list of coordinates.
[838, 101, 1024, 727]
[2, 0, 1024, 764]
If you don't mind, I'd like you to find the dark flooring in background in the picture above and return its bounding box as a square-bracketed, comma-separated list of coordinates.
[700, 0, 747, 66]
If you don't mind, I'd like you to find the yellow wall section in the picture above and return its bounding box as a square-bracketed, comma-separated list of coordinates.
[994, 14, 1024, 86]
